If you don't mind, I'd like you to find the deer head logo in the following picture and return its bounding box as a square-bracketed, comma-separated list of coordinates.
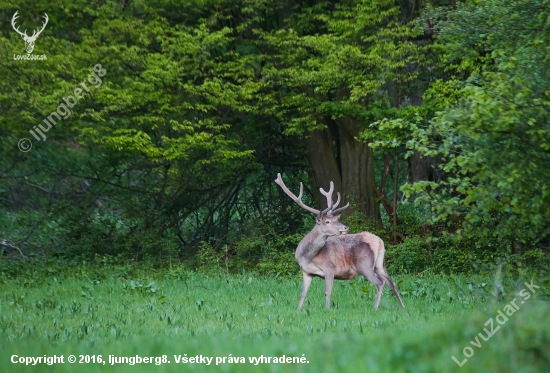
[11, 11, 49, 54]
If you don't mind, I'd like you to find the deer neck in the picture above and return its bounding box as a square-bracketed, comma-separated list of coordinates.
[296, 227, 330, 262]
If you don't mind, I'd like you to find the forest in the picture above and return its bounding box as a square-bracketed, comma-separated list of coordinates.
[1, 0, 549, 372]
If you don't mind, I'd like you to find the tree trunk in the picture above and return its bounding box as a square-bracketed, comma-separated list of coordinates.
[306, 119, 382, 228]
[404, 79, 430, 183]
[408, 150, 428, 182]
[305, 127, 342, 200]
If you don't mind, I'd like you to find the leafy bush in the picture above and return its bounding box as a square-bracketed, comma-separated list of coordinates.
[192, 230, 301, 276]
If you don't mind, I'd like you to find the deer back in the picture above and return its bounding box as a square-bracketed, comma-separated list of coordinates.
[309, 232, 385, 279]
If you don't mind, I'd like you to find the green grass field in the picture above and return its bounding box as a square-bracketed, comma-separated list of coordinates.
[0, 262, 549, 372]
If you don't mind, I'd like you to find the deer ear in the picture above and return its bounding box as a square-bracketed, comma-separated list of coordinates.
[331, 214, 341, 220]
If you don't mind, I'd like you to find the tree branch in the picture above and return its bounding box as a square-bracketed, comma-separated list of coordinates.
[0, 239, 27, 259]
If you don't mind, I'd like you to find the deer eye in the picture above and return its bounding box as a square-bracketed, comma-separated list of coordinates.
[325, 220, 331, 224]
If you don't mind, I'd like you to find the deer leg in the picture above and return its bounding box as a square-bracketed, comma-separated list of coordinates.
[298, 272, 313, 310]
[358, 266, 385, 310]
[324, 271, 335, 309]
[375, 265, 405, 308]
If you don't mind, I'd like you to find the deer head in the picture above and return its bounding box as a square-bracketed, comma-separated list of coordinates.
[11, 11, 49, 54]
[274, 173, 349, 236]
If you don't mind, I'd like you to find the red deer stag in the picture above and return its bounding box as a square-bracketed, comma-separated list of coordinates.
[275, 173, 404, 310]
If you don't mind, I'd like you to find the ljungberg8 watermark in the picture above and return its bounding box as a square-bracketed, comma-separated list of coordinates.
[451, 280, 540, 367]
[18, 63, 106, 152]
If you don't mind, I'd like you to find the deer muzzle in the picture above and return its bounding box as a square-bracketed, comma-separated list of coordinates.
[339, 225, 349, 235]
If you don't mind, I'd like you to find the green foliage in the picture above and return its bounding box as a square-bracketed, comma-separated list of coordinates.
[1, 1, 549, 370]
[386, 233, 508, 275]
[193, 231, 302, 276]
[0, 0, 293, 262]
[397, 0, 550, 245]
[1, 0, 548, 277]
[260, 0, 422, 134]
[381, 204, 550, 276]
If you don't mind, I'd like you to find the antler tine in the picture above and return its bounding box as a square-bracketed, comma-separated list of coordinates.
[321, 185, 349, 216]
[274, 173, 320, 215]
[330, 202, 350, 216]
[331, 192, 341, 210]
[319, 181, 335, 212]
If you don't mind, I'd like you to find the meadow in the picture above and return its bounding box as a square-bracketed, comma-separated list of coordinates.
[0, 261, 549, 373]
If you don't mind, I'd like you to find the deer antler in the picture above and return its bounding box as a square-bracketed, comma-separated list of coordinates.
[329, 201, 349, 216]
[274, 173, 320, 215]
[320, 182, 339, 215]
[11, 11, 27, 38]
[11, 11, 48, 39]
[320, 181, 349, 216]
[32, 13, 49, 39]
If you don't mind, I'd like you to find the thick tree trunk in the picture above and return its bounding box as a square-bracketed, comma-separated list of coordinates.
[339, 119, 381, 227]
[306, 119, 382, 228]
[305, 127, 342, 199]
[408, 150, 428, 182]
